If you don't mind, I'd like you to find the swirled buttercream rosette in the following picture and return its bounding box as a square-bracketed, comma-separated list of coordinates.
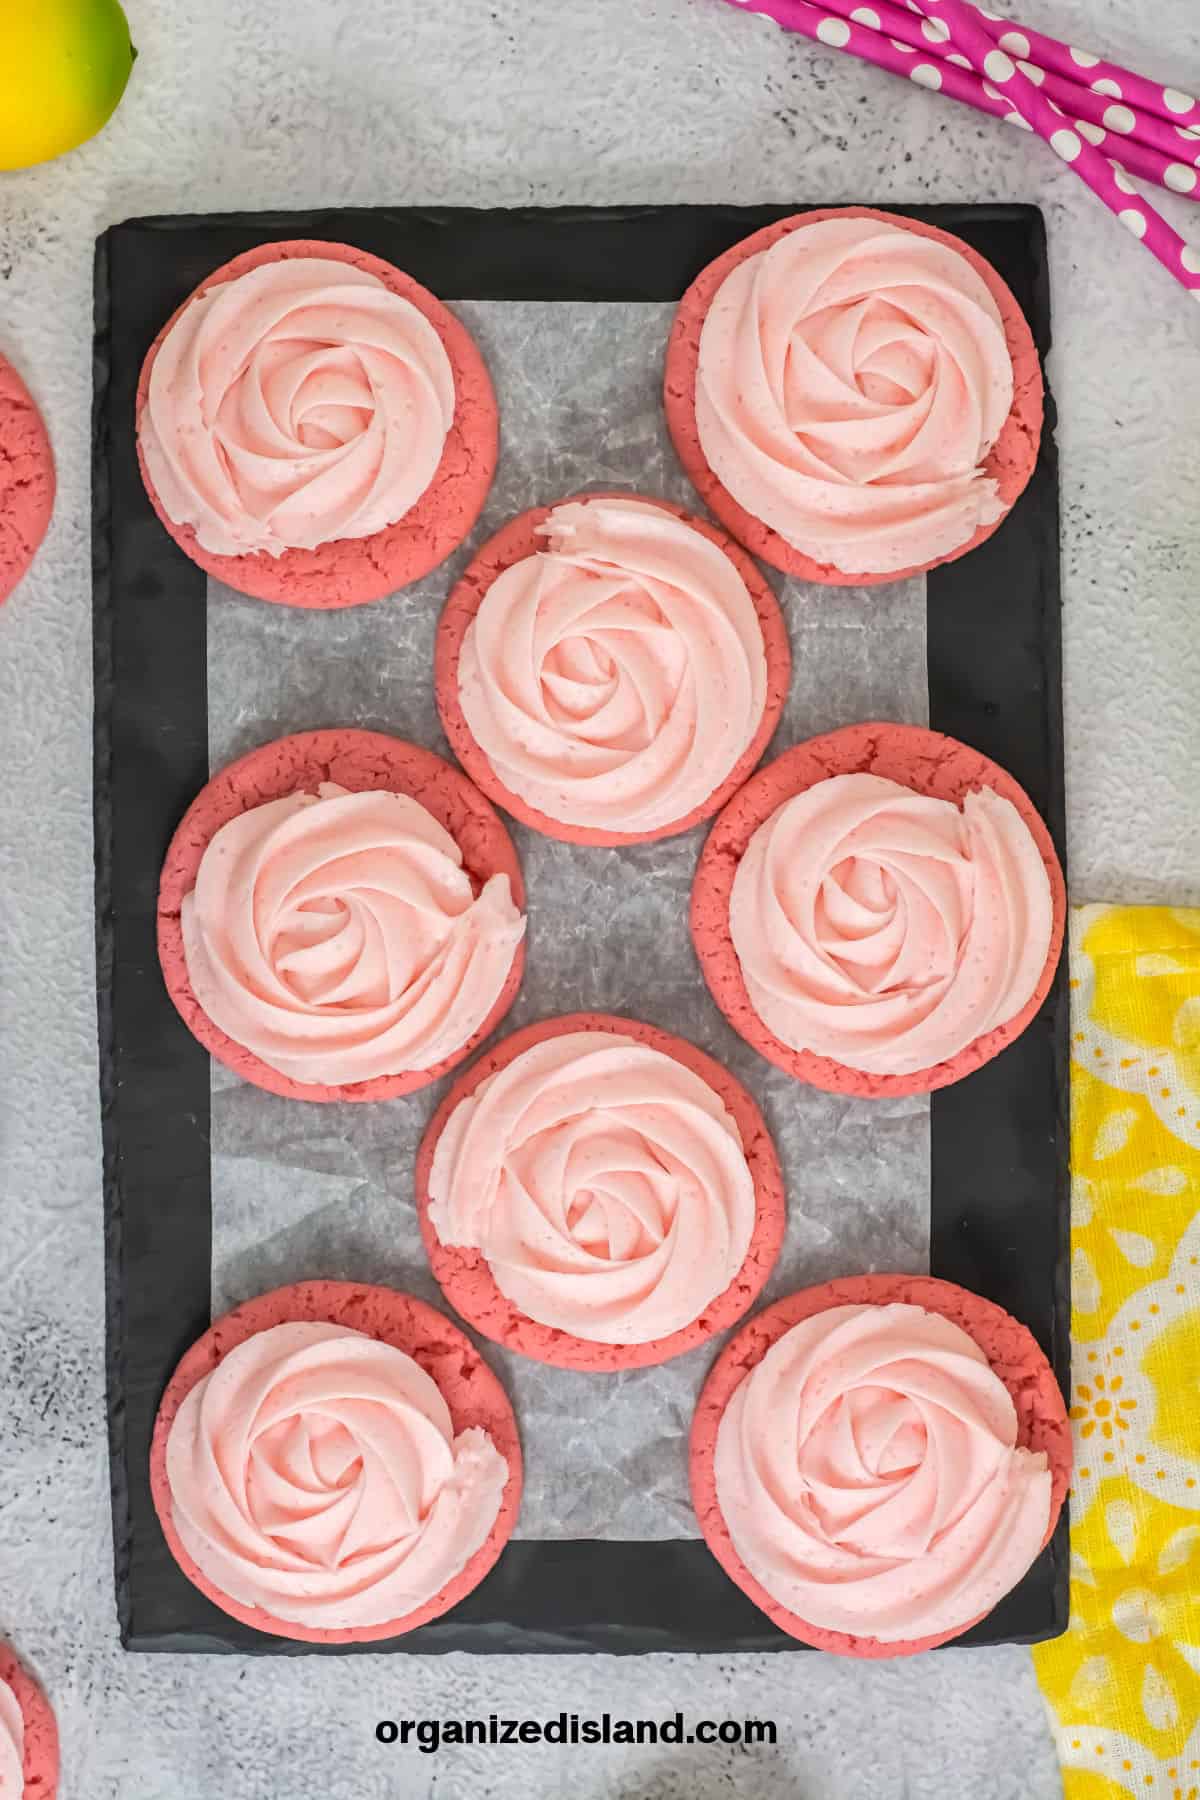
[157, 729, 526, 1101]
[664, 208, 1042, 584]
[435, 493, 789, 845]
[417, 1013, 786, 1370]
[691, 722, 1065, 1097]
[150, 1283, 522, 1643]
[689, 1274, 1070, 1656]
[136, 239, 498, 606]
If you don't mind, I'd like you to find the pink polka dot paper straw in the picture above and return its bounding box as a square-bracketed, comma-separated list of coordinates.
[733, 0, 1041, 129]
[968, 17, 1200, 177]
[727, 0, 1200, 204]
[728, 0, 996, 107]
[810, 0, 1200, 198]
[1015, 77, 1200, 186]
[911, 0, 1200, 300]
[975, 11, 1200, 136]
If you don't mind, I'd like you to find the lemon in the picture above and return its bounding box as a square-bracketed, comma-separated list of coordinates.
[0, 0, 136, 171]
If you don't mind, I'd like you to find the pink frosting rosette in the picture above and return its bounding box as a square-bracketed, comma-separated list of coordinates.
[712, 1300, 1054, 1644]
[728, 771, 1053, 1077]
[140, 255, 456, 558]
[180, 782, 525, 1086]
[164, 1320, 509, 1629]
[455, 496, 771, 834]
[693, 215, 1017, 576]
[426, 1029, 759, 1346]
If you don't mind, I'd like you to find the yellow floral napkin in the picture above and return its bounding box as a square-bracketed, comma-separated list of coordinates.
[1034, 905, 1200, 1797]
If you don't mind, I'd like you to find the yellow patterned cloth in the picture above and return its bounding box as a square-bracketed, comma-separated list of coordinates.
[1033, 905, 1200, 1798]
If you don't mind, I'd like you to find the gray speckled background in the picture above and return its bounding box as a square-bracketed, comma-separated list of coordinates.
[2, 0, 1199, 1794]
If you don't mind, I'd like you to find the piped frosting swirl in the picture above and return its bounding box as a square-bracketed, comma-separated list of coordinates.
[141, 255, 456, 557]
[181, 782, 525, 1085]
[427, 1029, 758, 1344]
[165, 1320, 508, 1629]
[695, 216, 1015, 575]
[457, 498, 769, 833]
[728, 772, 1052, 1076]
[713, 1301, 1052, 1642]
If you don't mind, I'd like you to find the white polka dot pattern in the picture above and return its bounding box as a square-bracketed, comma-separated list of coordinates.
[725, 0, 1200, 303]
[998, 31, 1029, 57]
[1103, 104, 1136, 135]
[815, 16, 850, 47]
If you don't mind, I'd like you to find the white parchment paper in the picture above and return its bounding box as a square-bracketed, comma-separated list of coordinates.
[207, 299, 931, 1539]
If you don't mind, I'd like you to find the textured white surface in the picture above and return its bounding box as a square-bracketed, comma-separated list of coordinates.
[1, 0, 1199, 1795]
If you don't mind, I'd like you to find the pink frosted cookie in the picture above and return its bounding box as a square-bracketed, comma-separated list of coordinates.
[435, 492, 790, 845]
[136, 239, 498, 607]
[0, 1645, 59, 1798]
[664, 207, 1042, 585]
[150, 1282, 521, 1645]
[0, 355, 55, 607]
[158, 728, 526, 1102]
[690, 1273, 1070, 1658]
[416, 1012, 785, 1371]
[691, 721, 1065, 1098]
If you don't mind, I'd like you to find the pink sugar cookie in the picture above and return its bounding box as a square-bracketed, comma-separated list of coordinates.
[0, 1645, 59, 1798]
[150, 1282, 522, 1645]
[664, 207, 1043, 585]
[136, 239, 498, 608]
[0, 355, 55, 608]
[690, 1273, 1071, 1658]
[157, 728, 525, 1102]
[691, 721, 1066, 1098]
[435, 492, 791, 846]
[416, 1011, 786, 1371]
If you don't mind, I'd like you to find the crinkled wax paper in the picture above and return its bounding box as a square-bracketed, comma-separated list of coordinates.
[207, 301, 930, 1539]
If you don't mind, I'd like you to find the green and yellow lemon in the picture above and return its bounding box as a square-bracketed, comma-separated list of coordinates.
[0, 1, 136, 171]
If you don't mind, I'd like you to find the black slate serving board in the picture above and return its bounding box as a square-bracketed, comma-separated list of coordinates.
[93, 203, 1067, 1654]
